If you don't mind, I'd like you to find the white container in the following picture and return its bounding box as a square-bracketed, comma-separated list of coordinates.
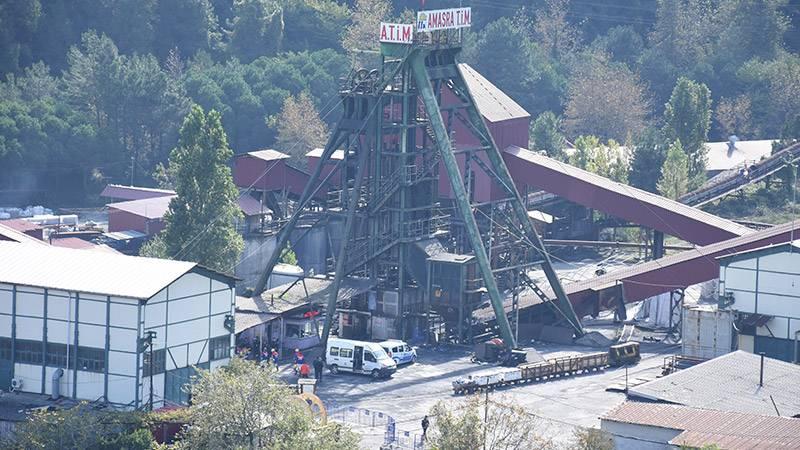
[681, 304, 734, 359]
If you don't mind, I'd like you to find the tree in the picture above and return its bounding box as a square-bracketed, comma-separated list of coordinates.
[471, 18, 566, 119]
[341, 0, 391, 57]
[533, 0, 581, 62]
[427, 395, 551, 450]
[565, 52, 650, 142]
[629, 127, 669, 193]
[155, 0, 221, 60]
[0, 0, 41, 75]
[663, 77, 712, 181]
[4, 402, 153, 449]
[228, 0, 284, 63]
[268, 91, 329, 167]
[140, 105, 244, 273]
[569, 136, 629, 183]
[176, 357, 359, 449]
[715, 95, 754, 139]
[658, 140, 690, 200]
[572, 427, 614, 450]
[530, 112, 566, 160]
[591, 25, 644, 69]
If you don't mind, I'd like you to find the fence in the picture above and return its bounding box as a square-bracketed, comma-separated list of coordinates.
[325, 401, 424, 449]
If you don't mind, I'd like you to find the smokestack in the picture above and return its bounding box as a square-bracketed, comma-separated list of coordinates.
[759, 352, 765, 387]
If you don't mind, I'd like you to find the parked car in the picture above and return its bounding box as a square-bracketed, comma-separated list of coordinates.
[380, 340, 417, 365]
[326, 338, 397, 379]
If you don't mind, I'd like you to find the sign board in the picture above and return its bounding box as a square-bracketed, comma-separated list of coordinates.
[379, 22, 414, 44]
[416, 7, 471, 32]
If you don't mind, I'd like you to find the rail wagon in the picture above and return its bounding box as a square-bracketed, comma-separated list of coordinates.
[452, 342, 640, 394]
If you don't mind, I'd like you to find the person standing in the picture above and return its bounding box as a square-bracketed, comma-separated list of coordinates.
[271, 348, 279, 370]
[421, 415, 429, 440]
[299, 362, 311, 379]
[293, 348, 305, 374]
[313, 356, 324, 382]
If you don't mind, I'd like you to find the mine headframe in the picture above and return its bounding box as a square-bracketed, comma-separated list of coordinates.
[254, 35, 583, 350]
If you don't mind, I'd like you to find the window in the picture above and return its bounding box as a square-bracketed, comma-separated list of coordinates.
[0, 338, 11, 360]
[46, 342, 68, 367]
[77, 346, 105, 373]
[285, 322, 316, 338]
[210, 335, 231, 361]
[329, 347, 339, 357]
[15, 339, 42, 365]
[339, 348, 353, 358]
[143, 348, 166, 376]
[364, 352, 376, 363]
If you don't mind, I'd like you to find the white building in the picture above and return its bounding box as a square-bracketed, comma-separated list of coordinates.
[718, 242, 800, 362]
[0, 241, 236, 408]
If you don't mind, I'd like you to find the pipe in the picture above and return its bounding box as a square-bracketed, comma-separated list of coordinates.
[759, 352, 765, 387]
[794, 331, 799, 364]
[51, 368, 64, 400]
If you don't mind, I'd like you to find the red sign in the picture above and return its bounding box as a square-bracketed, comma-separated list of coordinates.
[380, 22, 414, 44]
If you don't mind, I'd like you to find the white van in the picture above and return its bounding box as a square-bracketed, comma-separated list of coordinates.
[326, 338, 397, 379]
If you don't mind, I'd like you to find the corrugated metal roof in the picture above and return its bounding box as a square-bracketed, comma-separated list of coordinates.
[100, 184, 176, 200]
[0, 223, 47, 245]
[245, 149, 290, 161]
[107, 195, 175, 220]
[505, 146, 753, 238]
[0, 219, 42, 233]
[603, 402, 800, 449]
[628, 351, 800, 417]
[241, 277, 375, 315]
[458, 64, 530, 123]
[306, 148, 345, 160]
[235, 310, 278, 334]
[0, 241, 199, 299]
[238, 195, 270, 217]
[705, 139, 776, 172]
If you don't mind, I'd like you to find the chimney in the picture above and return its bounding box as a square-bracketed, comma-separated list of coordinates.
[759, 352, 765, 387]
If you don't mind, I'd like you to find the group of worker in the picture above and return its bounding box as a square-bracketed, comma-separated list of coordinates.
[292, 348, 325, 382]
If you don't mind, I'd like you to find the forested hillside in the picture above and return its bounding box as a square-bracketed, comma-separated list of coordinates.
[1, 0, 799, 205]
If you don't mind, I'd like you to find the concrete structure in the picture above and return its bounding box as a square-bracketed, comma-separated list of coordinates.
[628, 351, 800, 417]
[718, 242, 800, 362]
[602, 401, 800, 450]
[0, 241, 236, 408]
[705, 138, 776, 174]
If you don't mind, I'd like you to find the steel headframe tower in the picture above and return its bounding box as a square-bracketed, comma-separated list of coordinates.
[254, 26, 583, 351]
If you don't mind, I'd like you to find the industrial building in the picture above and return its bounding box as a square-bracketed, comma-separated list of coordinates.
[0, 241, 236, 408]
[718, 242, 800, 362]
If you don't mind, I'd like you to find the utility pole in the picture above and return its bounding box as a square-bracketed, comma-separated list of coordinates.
[144, 330, 157, 411]
[483, 388, 489, 450]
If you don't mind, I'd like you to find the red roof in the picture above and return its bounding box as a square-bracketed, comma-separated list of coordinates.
[0, 219, 42, 233]
[603, 402, 800, 449]
[107, 196, 176, 220]
[101, 184, 175, 201]
[49, 237, 96, 250]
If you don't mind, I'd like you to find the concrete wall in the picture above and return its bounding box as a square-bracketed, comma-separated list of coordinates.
[601, 420, 681, 450]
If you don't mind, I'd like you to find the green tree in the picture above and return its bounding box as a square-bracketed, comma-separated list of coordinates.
[629, 127, 669, 193]
[530, 111, 566, 160]
[591, 25, 644, 69]
[533, 0, 581, 62]
[176, 357, 359, 449]
[657, 140, 690, 200]
[569, 135, 628, 183]
[663, 77, 712, 182]
[471, 18, 566, 119]
[268, 91, 329, 167]
[228, 0, 284, 63]
[565, 52, 650, 142]
[341, 0, 391, 59]
[0, 0, 41, 75]
[4, 402, 153, 450]
[427, 395, 551, 450]
[141, 105, 243, 273]
[155, 0, 221, 60]
[572, 427, 613, 450]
